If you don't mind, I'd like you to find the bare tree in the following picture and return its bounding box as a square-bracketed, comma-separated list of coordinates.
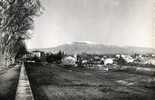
[0, 0, 42, 66]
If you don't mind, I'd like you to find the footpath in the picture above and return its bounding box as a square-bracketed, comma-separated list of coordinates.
[15, 64, 34, 100]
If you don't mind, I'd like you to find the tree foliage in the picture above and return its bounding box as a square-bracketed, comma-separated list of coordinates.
[0, 0, 42, 61]
[46, 51, 65, 63]
[116, 56, 127, 65]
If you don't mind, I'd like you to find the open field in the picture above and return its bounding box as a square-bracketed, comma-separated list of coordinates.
[25, 62, 155, 100]
[0, 65, 20, 100]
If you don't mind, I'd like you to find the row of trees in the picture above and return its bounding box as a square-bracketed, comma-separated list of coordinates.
[46, 51, 65, 63]
[0, 0, 42, 66]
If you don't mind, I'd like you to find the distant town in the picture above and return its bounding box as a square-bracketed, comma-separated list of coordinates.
[24, 48, 155, 72]
[0, 0, 154, 100]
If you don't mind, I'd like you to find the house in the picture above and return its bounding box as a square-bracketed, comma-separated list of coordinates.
[31, 51, 45, 58]
[121, 55, 134, 63]
[25, 51, 46, 62]
[104, 58, 113, 66]
[145, 59, 155, 65]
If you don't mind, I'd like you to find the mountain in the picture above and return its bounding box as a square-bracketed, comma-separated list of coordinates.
[32, 42, 155, 55]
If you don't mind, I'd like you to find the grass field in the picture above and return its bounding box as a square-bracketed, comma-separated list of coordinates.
[25, 62, 155, 100]
[0, 65, 20, 100]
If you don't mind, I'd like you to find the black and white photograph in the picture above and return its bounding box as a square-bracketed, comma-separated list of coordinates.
[0, 0, 155, 100]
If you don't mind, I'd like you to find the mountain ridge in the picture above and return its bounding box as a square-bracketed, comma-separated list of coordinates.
[30, 42, 155, 54]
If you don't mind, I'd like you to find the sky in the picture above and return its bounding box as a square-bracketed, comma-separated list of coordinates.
[26, 0, 154, 49]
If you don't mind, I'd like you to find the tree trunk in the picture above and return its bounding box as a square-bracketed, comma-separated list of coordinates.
[0, 52, 6, 68]
[0, 51, 15, 68]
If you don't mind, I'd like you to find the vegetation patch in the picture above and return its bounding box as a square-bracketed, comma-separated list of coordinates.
[26, 62, 155, 100]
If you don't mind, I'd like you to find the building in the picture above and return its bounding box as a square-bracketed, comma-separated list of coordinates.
[62, 56, 77, 66]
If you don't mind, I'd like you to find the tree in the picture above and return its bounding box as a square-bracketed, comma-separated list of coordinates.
[46, 51, 65, 63]
[0, 0, 42, 66]
[76, 54, 83, 67]
[116, 56, 127, 65]
[14, 40, 27, 59]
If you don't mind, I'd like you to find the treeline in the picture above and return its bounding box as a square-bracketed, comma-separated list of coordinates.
[46, 51, 65, 63]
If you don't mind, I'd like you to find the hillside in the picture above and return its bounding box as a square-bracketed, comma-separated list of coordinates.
[32, 42, 155, 55]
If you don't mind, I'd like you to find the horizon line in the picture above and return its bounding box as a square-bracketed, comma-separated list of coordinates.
[27, 41, 155, 50]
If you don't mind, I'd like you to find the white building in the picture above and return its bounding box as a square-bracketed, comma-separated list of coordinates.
[121, 55, 134, 63]
[62, 56, 77, 66]
[145, 59, 155, 65]
[104, 58, 113, 66]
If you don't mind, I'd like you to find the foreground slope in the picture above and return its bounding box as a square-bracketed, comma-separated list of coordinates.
[26, 62, 155, 100]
